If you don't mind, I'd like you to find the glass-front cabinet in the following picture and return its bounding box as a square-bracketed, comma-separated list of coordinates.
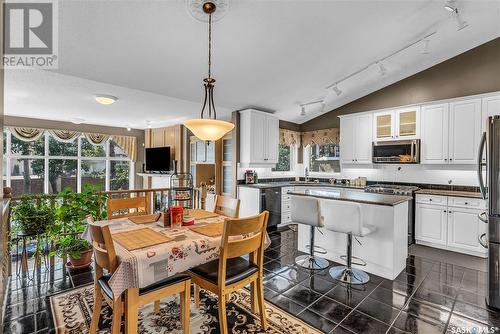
[374, 106, 420, 141]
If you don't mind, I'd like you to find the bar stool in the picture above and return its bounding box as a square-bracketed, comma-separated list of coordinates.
[291, 196, 329, 270]
[321, 200, 376, 285]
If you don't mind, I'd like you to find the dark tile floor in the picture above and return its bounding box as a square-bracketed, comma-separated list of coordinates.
[2, 226, 500, 334]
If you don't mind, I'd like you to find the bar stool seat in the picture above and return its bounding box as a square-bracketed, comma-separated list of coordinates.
[291, 195, 329, 270]
[322, 200, 376, 285]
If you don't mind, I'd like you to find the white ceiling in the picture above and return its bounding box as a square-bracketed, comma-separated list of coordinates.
[5, 0, 500, 129]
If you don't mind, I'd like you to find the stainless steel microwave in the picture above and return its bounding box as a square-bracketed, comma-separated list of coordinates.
[372, 139, 420, 164]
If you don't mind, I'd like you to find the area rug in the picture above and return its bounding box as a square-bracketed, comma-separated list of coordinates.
[49, 285, 321, 333]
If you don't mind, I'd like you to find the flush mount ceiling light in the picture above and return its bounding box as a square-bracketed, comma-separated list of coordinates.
[183, 1, 234, 141]
[95, 94, 117, 105]
[377, 62, 387, 76]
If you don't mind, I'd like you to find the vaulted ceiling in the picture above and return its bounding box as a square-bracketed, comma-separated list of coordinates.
[5, 0, 500, 129]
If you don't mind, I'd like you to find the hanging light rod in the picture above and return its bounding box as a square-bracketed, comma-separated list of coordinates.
[325, 31, 437, 90]
[299, 99, 324, 107]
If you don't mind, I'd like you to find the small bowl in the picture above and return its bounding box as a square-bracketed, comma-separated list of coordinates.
[182, 216, 195, 226]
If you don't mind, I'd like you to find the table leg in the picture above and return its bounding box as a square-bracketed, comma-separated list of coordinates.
[125, 288, 139, 334]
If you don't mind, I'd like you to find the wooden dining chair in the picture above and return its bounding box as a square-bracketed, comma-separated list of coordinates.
[88, 221, 191, 334]
[106, 195, 150, 219]
[213, 195, 240, 218]
[188, 211, 269, 334]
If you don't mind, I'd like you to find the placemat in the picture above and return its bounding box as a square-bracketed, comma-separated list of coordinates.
[129, 213, 161, 224]
[187, 209, 219, 220]
[190, 222, 225, 237]
[113, 228, 173, 250]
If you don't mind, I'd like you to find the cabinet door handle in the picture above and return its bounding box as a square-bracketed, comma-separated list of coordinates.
[448, 211, 452, 213]
[444, 159, 448, 161]
[443, 210, 447, 213]
[429, 199, 432, 201]
[478, 211, 488, 224]
[479, 233, 488, 249]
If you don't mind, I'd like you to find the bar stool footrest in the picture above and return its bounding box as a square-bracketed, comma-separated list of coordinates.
[295, 255, 329, 270]
[305, 244, 327, 255]
[339, 255, 367, 266]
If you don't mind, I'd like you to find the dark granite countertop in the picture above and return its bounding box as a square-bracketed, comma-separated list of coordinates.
[416, 189, 483, 199]
[288, 188, 412, 206]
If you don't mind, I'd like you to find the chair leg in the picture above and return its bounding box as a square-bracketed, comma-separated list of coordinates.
[89, 285, 103, 334]
[125, 288, 139, 334]
[154, 300, 161, 314]
[194, 284, 200, 308]
[218, 293, 228, 334]
[250, 281, 258, 314]
[180, 282, 191, 334]
[111, 298, 122, 334]
[256, 277, 267, 330]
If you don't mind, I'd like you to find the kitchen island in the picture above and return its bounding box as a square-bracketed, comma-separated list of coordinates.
[289, 188, 411, 280]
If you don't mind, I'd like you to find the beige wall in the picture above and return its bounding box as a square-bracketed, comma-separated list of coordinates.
[301, 37, 500, 131]
[4, 116, 146, 189]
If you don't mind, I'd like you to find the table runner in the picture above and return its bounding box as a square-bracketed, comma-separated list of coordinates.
[83, 215, 270, 299]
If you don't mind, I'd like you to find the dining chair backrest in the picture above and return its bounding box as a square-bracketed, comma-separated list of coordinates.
[291, 195, 323, 227]
[106, 196, 150, 220]
[88, 221, 118, 276]
[218, 211, 269, 286]
[321, 200, 363, 236]
[214, 195, 240, 218]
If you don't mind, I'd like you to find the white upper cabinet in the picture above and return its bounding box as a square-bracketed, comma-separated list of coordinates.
[373, 107, 420, 141]
[340, 113, 372, 164]
[421, 103, 449, 164]
[239, 109, 279, 167]
[421, 99, 481, 165]
[448, 99, 481, 164]
[482, 95, 500, 131]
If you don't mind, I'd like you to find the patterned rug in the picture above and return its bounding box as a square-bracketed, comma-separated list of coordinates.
[49, 285, 321, 334]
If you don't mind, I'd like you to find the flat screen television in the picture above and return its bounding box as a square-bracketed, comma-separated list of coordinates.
[145, 147, 171, 173]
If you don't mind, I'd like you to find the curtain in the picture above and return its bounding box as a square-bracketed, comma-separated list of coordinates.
[48, 129, 79, 143]
[9, 127, 44, 142]
[84, 133, 109, 145]
[301, 128, 339, 147]
[114, 136, 137, 162]
[279, 129, 301, 146]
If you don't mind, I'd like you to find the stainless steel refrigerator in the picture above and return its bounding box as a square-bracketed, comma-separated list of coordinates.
[478, 115, 500, 310]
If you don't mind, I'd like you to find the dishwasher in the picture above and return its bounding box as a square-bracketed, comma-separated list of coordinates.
[260, 187, 281, 229]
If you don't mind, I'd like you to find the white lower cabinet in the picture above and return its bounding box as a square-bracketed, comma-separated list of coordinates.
[447, 208, 487, 254]
[280, 187, 294, 226]
[415, 203, 448, 246]
[415, 194, 487, 257]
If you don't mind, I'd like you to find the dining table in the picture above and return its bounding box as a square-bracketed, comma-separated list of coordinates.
[83, 210, 271, 334]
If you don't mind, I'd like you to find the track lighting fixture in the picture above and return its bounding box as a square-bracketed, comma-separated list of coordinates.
[332, 84, 342, 96]
[377, 62, 387, 76]
[444, 0, 457, 13]
[300, 106, 306, 116]
[454, 12, 468, 31]
[420, 39, 430, 54]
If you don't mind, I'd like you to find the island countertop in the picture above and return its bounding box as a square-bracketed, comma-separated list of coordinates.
[288, 188, 412, 206]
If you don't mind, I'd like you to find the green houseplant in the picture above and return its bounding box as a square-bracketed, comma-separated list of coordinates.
[50, 184, 107, 269]
[11, 195, 55, 236]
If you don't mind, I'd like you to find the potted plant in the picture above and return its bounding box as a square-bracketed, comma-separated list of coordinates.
[11, 195, 55, 236]
[49, 184, 107, 269]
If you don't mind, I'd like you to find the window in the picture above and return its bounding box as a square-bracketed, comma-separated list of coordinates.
[3, 130, 134, 196]
[308, 144, 341, 173]
[272, 144, 293, 172]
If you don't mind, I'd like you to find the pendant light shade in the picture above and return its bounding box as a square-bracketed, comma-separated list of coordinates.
[184, 118, 234, 141]
[183, 1, 234, 141]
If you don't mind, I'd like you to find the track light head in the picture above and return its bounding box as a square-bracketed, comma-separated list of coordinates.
[300, 105, 306, 116]
[455, 13, 468, 30]
[377, 62, 387, 76]
[332, 84, 342, 96]
[444, 0, 457, 12]
[420, 39, 431, 54]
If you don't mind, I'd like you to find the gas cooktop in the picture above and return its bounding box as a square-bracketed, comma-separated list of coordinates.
[364, 184, 419, 196]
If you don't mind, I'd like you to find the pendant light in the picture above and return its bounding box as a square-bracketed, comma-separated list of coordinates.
[183, 1, 234, 141]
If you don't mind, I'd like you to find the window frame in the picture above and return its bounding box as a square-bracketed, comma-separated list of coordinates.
[270, 143, 297, 176]
[304, 144, 342, 178]
[3, 129, 134, 194]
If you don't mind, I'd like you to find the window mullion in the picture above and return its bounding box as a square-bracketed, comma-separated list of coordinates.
[44, 133, 49, 194]
[105, 140, 110, 191]
[77, 137, 82, 192]
[6, 131, 11, 187]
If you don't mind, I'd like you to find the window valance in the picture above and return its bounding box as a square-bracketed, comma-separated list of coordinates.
[279, 129, 301, 146]
[8, 127, 137, 162]
[301, 128, 339, 147]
